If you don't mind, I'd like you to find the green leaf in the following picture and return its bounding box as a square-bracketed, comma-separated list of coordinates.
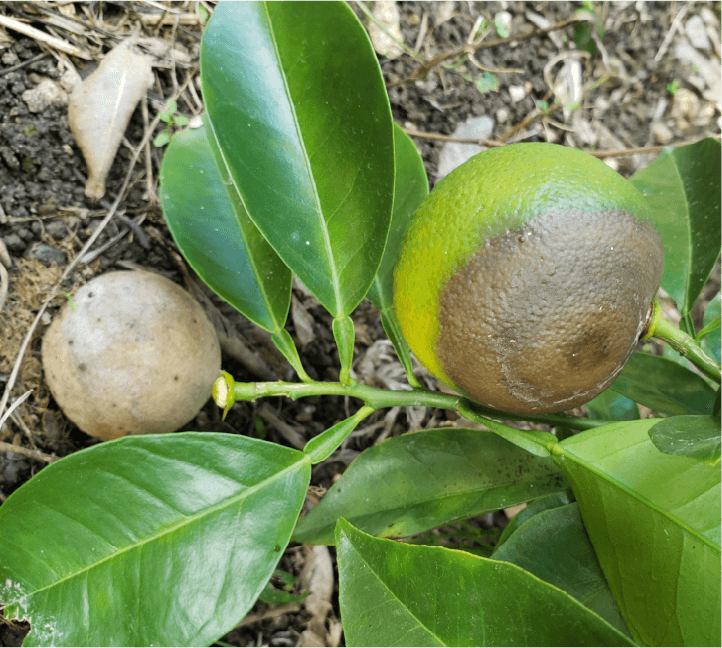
[0, 433, 311, 647]
[303, 405, 375, 464]
[367, 123, 428, 387]
[200, 1, 394, 317]
[367, 123, 428, 314]
[698, 314, 721, 341]
[574, 22, 598, 56]
[649, 415, 721, 464]
[478, 414, 557, 457]
[160, 118, 292, 334]
[610, 350, 716, 415]
[336, 519, 633, 647]
[293, 428, 568, 545]
[258, 571, 308, 605]
[174, 114, 190, 127]
[476, 71, 499, 93]
[495, 492, 571, 547]
[701, 293, 721, 363]
[493, 503, 630, 637]
[630, 138, 722, 315]
[457, 401, 556, 457]
[153, 129, 171, 147]
[380, 308, 420, 387]
[198, 3, 208, 23]
[333, 314, 355, 384]
[584, 388, 640, 421]
[554, 419, 721, 646]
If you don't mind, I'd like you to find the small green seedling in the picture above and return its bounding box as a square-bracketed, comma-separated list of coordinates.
[153, 100, 190, 147]
[62, 291, 77, 311]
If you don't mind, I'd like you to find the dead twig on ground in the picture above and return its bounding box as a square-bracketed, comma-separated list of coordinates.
[389, 15, 586, 86]
[0, 440, 60, 463]
[402, 126, 720, 159]
[0, 14, 91, 59]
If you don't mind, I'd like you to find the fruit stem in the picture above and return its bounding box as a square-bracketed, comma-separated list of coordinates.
[640, 301, 662, 341]
[215, 375, 610, 431]
[652, 317, 721, 384]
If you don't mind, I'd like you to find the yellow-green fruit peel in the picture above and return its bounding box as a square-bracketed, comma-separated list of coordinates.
[393, 143, 663, 414]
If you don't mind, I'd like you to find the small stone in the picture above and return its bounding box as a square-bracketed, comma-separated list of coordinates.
[674, 42, 721, 101]
[496, 107, 510, 124]
[0, 146, 19, 170]
[1, 50, 19, 65]
[60, 67, 82, 93]
[24, 242, 67, 267]
[495, 11, 512, 37]
[671, 88, 701, 121]
[509, 85, 526, 103]
[436, 115, 495, 181]
[685, 15, 711, 50]
[46, 221, 69, 239]
[368, 0, 403, 60]
[22, 78, 68, 113]
[2, 234, 24, 252]
[652, 122, 673, 144]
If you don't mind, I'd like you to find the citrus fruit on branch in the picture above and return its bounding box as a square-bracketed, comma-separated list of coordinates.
[393, 143, 664, 415]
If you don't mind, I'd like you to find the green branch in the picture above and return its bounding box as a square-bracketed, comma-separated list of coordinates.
[652, 318, 721, 384]
[214, 372, 609, 431]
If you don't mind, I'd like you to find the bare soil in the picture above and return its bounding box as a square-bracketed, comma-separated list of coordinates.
[0, 2, 720, 646]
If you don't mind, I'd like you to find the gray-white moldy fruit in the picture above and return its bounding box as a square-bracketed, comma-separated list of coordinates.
[42, 270, 221, 441]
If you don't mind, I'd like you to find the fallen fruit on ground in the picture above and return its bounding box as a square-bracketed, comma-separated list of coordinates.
[393, 142, 664, 414]
[42, 270, 221, 441]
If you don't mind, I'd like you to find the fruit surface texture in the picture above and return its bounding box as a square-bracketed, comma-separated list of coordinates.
[393, 143, 663, 414]
[42, 270, 221, 440]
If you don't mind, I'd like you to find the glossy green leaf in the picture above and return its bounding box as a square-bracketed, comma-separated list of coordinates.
[367, 123, 429, 311]
[699, 315, 721, 342]
[457, 400, 557, 457]
[336, 519, 633, 647]
[380, 307, 420, 387]
[493, 503, 630, 637]
[0, 433, 310, 647]
[610, 350, 716, 415]
[333, 314, 356, 384]
[293, 428, 568, 545]
[303, 405, 375, 464]
[473, 411, 557, 457]
[367, 124, 428, 387]
[554, 419, 721, 646]
[701, 293, 721, 363]
[160, 119, 291, 333]
[495, 492, 571, 547]
[649, 415, 721, 464]
[584, 388, 639, 421]
[200, 1, 394, 317]
[630, 138, 721, 315]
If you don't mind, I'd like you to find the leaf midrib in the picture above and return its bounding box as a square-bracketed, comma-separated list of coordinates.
[26, 457, 310, 598]
[559, 446, 720, 551]
[264, 1, 343, 316]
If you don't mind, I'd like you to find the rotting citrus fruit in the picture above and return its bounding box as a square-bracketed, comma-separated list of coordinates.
[393, 142, 664, 415]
